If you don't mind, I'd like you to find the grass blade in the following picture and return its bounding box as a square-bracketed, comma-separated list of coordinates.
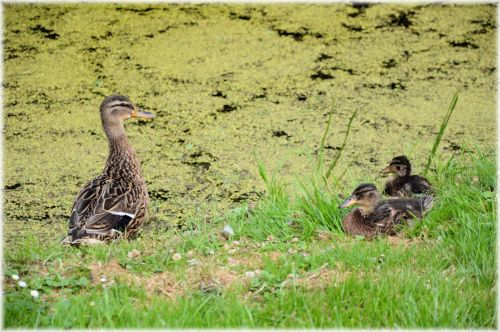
[424, 91, 459, 174]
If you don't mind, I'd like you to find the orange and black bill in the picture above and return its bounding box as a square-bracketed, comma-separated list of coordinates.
[132, 108, 155, 119]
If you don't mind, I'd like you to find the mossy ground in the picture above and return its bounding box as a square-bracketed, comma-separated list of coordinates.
[2, 3, 497, 328]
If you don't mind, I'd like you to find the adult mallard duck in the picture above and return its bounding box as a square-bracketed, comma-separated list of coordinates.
[382, 155, 432, 197]
[62, 95, 155, 245]
[339, 183, 433, 238]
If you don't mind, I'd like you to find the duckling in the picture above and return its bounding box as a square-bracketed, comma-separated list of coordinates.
[62, 95, 155, 245]
[339, 183, 433, 238]
[382, 155, 432, 197]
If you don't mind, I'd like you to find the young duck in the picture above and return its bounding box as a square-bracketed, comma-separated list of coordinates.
[63, 95, 155, 245]
[339, 183, 433, 238]
[382, 155, 432, 197]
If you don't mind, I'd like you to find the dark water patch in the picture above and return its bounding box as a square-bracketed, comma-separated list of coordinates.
[388, 11, 414, 28]
[230, 191, 262, 203]
[158, 25, 175, 33]
[6, 111, 25, 118]
[4, 183, 22, 190]
[316, 53, 333, 62]
[363, 82, 405, 91]
[115, 7, 159, 14]
[483, 67, 495, 74]
[449, 40, 479, 49]
[217, 103, 239, 113]
[382, 58, 397, 68]
[388, 82, 406, 90]
[361, 119, 380, 129]
[273, 26, 323, 41]
[351, 2, 371, 10]
[310, 70, 333, 80]
[331, 66, 356, 75]
[91, 31, 113, 40]
[181, 160, 211, 171]
[444, 142, 462, 151]
[297, 93, 307, 101]
[211, 90, 227, 98]
[81, 47, 110, 53]
[189, 150, 218, 161]
[342, 23, 363, 32]
[251, 88, 267, 100]
[30, 24, 59, 39]
[5, 45, 38, 60]
[229, 12, 251, 20]
[272, 130, 290, 138]
[348, 3, 370, 18]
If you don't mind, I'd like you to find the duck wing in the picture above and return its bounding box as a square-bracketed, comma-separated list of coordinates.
[69, 177, 106, 233]
[366, 203, 402, 232]
[385, 196, 433, 219]
[69, 179, 141, 239]
[411, 175, 433, 194]
[83, 181, 140, 236]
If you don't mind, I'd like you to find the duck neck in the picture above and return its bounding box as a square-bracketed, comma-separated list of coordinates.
[359, 205, 376, 216]
[103, 122, 142, 176]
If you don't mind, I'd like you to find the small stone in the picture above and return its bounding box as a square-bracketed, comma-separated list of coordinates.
[208, 249, 215, 255]
[472, 176, 479, 184]
[232, 240, 240, 246]
[186, 250, 194, 258]
[172, 253, 182, 261]
[127, 249, 141, 258]
[288, 248, 297, 254]
[228, 249, 237, 255]
[266, 235, 274, 241]
[18, 281, 27, 288]
[291, 237, 299, 243]
[245, 271, 256, 278]
[11, 274, 20, 281]
[222, 224, 234, 238]
[100, 276, 107, 283]
[30, 290, 39, 298]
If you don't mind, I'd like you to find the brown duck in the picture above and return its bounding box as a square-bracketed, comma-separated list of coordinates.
[382, 155, 432, 197]
[63, 95, 155, 245]
[339, 183, 433, 238]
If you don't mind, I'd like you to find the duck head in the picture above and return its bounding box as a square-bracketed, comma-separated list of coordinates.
[100, 95, 155, 139]
[382, 155, 411, 177]
[339, 183, 381, 215]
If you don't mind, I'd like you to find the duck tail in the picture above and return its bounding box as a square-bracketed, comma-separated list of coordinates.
[420, 195, 434, 213]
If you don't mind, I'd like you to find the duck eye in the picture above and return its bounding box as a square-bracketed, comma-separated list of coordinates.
[396, 165, 401, 170]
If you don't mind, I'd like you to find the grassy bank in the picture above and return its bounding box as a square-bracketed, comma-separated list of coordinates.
[3, 149, 496, 328]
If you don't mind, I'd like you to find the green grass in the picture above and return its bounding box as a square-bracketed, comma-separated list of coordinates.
[3, 148, 496, 328]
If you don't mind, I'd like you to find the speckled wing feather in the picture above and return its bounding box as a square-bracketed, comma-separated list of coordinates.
[68, 177, 141, 241]
[412, 175, 433, 194]
[366, 203, 399, 233]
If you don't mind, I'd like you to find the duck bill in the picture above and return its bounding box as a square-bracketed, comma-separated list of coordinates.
[381, 165, 394, 175]
[132, 108, 155, 119]
[339, 196, 358, 208]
